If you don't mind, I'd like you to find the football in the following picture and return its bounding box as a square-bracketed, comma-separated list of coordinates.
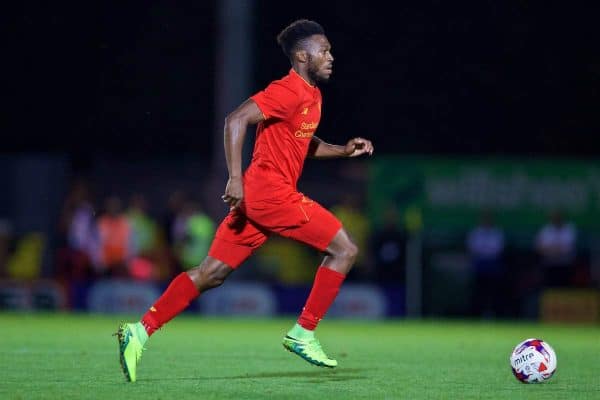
[510, 338, 557, 383]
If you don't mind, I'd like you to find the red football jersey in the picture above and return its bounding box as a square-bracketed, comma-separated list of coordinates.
[245, 69, 322, 202]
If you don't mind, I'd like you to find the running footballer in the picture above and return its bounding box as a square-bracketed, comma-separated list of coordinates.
[116, 19, 374, 382]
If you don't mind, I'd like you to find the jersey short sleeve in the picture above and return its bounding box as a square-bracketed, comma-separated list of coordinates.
[251, 80, 299, 121]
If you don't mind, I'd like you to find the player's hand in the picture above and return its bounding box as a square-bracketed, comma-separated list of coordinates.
[344, 137, 374, 157]
[222, 176, 244, 210]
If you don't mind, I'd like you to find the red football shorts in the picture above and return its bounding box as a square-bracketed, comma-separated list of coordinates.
[208, 194, 342, 268]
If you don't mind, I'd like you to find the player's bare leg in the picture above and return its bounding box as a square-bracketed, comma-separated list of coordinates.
[283, 228, 357, 367]
[320, 228, 358, 275]
[115, 257, 233, 382]
[187, 257, 235, 291]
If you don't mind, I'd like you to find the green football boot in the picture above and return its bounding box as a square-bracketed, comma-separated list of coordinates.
[282, 335, 338, 368]
[115, 323, 145, 382]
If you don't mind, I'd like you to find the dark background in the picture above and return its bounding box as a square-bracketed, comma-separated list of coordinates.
[1, 2, 599, 322]
[4, 1, 599, 166]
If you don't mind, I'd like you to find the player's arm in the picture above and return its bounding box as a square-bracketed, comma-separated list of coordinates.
[222, 99, 264, 209]
[308, 135, 374, 159]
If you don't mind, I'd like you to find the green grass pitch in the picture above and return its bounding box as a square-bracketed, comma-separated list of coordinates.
[0, 313, 598, 399]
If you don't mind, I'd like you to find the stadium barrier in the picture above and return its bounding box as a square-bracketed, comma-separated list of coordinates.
[0, 279, 67, 310]
[0, 279, 405, 318]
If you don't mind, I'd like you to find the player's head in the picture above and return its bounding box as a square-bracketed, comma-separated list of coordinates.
[277, 19, 334, 83]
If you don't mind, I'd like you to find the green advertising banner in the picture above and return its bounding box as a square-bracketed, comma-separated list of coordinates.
[369, 157, 600, 233]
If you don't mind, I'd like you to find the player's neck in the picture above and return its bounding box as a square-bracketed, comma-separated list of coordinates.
[291, 66, 316, 87]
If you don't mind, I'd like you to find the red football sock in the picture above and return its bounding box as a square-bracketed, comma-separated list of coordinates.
[141, 272, 200, 336]
[298, 266, 346, 330]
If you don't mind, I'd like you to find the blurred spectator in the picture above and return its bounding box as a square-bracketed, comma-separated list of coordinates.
[466, 210, 505, 317]
[331, 194, 371, 280]
[173, 200, 215, 269]
[535, 210, 576, 288]
[56, 179, 99, 281]
[163, 190, 187, 246]
[97, 196, 132, 275]
[68, 202, 98, 258]
[370, 206, 406, 284]
[126, 194, 169, 281]
[127, 194, 159, 256]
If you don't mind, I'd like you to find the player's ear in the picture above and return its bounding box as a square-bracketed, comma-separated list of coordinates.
[295, 49, 308, 64]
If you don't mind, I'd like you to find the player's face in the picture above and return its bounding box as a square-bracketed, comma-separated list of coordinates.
[305, 35, 334, 83]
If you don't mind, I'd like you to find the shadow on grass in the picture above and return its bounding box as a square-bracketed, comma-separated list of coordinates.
[141, 368, 366, 383]
[220, 368, 365, 381]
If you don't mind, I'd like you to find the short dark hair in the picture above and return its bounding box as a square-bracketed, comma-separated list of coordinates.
[276, 19, 325, 59]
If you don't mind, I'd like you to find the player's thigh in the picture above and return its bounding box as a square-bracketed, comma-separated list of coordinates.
[279, 199, 342, 251]
[208, 209, 269, 268]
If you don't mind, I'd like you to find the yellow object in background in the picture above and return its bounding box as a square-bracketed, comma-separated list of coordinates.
[255, 238, 318, 284]
[540, 289, 600, 323]
[331, 203, 370, 266]
[7, 232, 46, 280]
[404, 206, 423, 234]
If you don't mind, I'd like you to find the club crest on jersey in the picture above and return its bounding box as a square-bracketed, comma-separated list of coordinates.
[301, 107, 309, 115]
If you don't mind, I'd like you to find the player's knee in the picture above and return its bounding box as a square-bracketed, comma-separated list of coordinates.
[189, 262, 231, 290]
[202, 264, 229, 289]
[335, 240, 359, 265]
[347, 241, 359, 264]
